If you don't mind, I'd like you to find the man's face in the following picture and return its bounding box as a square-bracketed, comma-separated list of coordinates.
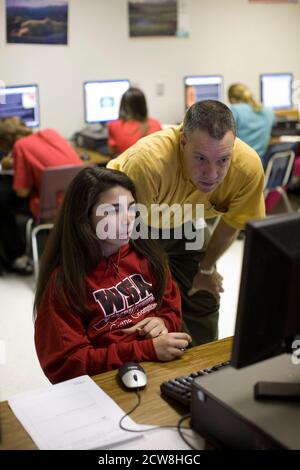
[181, 129, 235, 193]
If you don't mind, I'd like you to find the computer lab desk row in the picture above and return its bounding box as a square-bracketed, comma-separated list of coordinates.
[0, 337, 232, 450]
[0, 146, 110, 176]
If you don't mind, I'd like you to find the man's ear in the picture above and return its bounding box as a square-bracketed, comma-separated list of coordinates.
[180, 131, 187, 149]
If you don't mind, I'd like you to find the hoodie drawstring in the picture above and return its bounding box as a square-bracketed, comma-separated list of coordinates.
[109, 249, 138, 316]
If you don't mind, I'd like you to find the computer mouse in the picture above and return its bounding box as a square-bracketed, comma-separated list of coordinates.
[118, 362, 147, 390]
[80, 153, 91, 161]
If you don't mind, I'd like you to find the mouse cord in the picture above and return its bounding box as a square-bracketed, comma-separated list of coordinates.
[118, 389, 197, 450]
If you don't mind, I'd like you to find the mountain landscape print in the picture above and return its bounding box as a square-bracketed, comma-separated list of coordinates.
[129, 0, 177, 37]
[6, 0, 68, 45]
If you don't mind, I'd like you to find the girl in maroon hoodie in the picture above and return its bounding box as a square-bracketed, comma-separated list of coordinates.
[34, 167, 191, 383]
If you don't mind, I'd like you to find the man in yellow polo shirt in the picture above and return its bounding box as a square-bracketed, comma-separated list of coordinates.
[108, 100, 265, 345]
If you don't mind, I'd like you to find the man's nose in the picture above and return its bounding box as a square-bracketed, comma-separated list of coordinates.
[204, 163, 218, 180]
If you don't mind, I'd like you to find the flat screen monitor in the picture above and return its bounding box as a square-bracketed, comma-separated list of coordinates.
[231, 213, 300, 369]
[83, 79, 130, 124]
[260, 73, 293, 109]
[184, 75, 223, 109]
[0, 84, 40, 127]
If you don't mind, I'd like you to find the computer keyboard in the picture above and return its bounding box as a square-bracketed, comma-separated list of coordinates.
[272, 128, 300, 137]
[160, 360, 231, 408]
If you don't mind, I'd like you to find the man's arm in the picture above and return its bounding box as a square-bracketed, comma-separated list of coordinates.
[188, 218, 239, 300]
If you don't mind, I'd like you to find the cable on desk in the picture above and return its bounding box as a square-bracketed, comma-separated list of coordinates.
[118, 389, 196, 449]
[177, 413, 198, 451]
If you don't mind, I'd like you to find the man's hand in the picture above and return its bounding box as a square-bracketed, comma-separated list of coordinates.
[1, 154, 13, 169]
[123, 317, 168, 339]
[188, 270, 224, 301]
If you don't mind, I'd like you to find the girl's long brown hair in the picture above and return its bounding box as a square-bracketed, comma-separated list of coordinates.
[119, 87, 150, 137]
[119, 87, 148, 122]
[33, 166, 168, 318]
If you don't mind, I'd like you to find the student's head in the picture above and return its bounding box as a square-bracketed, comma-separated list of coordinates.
[42, 166, 137, 273]
[186, 86, 197, 109]
[0, 116, 32, 151]
[34, 167, 168, 316]
[90, 171, 137, 256]
[119, 87, 148, 122]
[228, 83, 262, 112]
[181, 100, 236, 193]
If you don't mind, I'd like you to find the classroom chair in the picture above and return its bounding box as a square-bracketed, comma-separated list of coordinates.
[29, 165, 83, 280]
[263, 143, 296, 214]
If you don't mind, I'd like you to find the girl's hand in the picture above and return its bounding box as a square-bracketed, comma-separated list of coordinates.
[153, 332, 192, 361]
[123, 317, 168, 338]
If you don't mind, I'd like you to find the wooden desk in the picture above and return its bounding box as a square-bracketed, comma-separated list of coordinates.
[0, 166, 13, 176]
[0, 337, 232, 450]
[0, 147, 110, 177]
[73, 146, 111, 165]
[275, 108, 299, 121]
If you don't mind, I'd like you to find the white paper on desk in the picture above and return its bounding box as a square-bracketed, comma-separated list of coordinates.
[109, 426, 205, 450]
[279, 135, 300, 142]
[8, 375, 142, 450]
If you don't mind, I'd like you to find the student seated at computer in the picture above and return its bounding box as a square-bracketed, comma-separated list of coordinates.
[228, 83, 276, 158]
[107, 87, 162, 156]
[0, 117, 82, 275]
[34, 167, 191, 384]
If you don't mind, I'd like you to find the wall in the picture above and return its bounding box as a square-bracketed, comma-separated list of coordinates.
[1, 0, 300, 137]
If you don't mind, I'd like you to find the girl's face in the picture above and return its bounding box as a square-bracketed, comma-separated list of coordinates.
[91, 185, 136, 257]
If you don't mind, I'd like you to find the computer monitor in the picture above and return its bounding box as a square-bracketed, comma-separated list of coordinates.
[184, 75, 223, 109]
[0, 84, 40, 127]
[231, 213, 300, 369]
[83, 79, 130, 124]
[260, 73, 293, 109]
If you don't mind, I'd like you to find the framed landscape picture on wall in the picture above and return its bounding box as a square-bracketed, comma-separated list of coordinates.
[128, 0, 190, 38]
[129, 0, 177, 37]
[6, 0, 69, 45]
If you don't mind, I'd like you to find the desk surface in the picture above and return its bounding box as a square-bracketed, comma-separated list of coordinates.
[0, 146, 110, 176]
[0, 337, 232, 450]
[0, 164, 13, 175]
[74, 146, 111, 165]
[275, 108, 299, 120]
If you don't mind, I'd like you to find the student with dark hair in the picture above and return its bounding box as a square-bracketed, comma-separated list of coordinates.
[108, 87, 161, 155]
[108, 100, 265, 346]
[34, 167, 190, 384]
[0, 117, 34, 273]
[0, 117, 82, 274]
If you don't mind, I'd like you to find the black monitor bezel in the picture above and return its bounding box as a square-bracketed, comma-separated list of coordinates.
[231, 213, 300, 369]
